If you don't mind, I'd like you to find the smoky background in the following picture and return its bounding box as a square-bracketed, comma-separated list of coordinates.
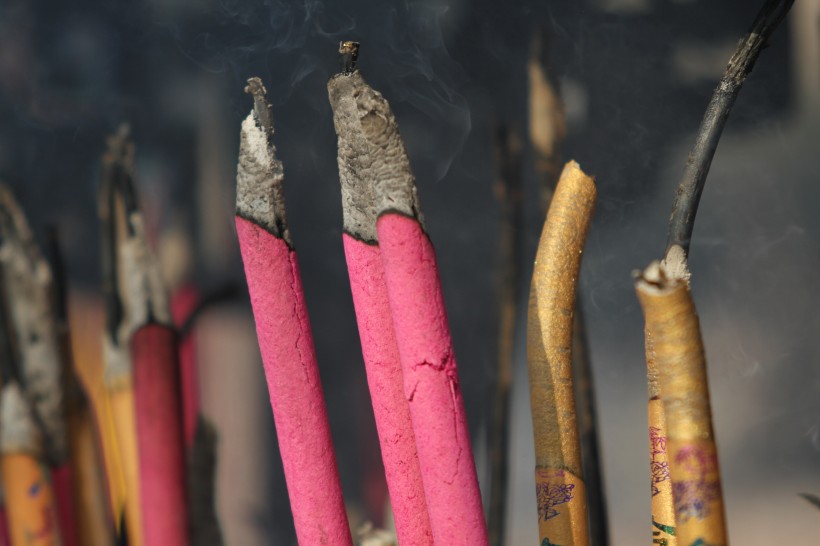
[1, 0, 819, 544]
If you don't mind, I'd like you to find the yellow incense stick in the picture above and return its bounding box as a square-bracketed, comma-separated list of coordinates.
[635, 263, 726, 546]
[527, 160, 595, 545]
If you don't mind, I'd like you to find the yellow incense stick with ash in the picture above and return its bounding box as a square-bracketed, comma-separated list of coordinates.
[635, 262, 726, 546]
[527, 160, 595, 546]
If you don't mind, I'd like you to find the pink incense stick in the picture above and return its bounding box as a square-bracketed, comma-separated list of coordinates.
[328, 65, 487, 545]
[236, 78, 352, 546]
[132, 323, 189, 546]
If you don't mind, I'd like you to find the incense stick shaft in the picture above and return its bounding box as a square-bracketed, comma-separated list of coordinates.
[342, 235, 433, 546]
[645, 329, 677, 545]
[527, 161, 595, 545]
[109, 385, 143, 546]
[236, 217, 352, 546]
[132, 324, 189, 546]
[636, 276, 726, 546]
[377, 213, 488, 545]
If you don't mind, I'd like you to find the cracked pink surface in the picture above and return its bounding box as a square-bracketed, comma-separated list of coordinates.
[377, 213, 488, 545]
[343, 234, 433, 546]
[237, 217, 352, 546]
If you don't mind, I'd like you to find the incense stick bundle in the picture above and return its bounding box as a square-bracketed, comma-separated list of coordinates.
[527, 161, 595, 546]
[236, 77, 352, 546]
[635, 263, 726, 545]
[328, 49, 433, 546]
[644, 329, 677, 545]
[328, 61, 487, 545]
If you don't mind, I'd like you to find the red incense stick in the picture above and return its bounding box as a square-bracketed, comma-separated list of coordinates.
[112, 135, 189, 546]
[236, 78, 352, 546]
[328, 62, 488, 544]
[132, 324, 187, 546]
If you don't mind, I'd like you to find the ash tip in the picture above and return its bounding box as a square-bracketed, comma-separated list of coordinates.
[339, 40, 360, 75]
[245, 77, 274, 139]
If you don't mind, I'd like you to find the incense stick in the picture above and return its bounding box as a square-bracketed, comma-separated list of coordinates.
[45, 228, 113, 546]
[236, 77, 352, 546]
[664, 0, 794, 275]
[487, 123, 523, 546]
[635, 263, 726, 546]
[527, 161, 595, 546]
[0, 265, 63, 546]
[328, 53, 433, 546]
[113, 137, 189, 546]
[98, 127, 143, 546]
[328, 64, 488, 545]
[529, 29, 609, 544]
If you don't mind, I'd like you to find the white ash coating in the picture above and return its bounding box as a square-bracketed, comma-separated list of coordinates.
[661, 244, 691, 283]
[0, 382, 41, 456]
[120, 212, 172, 330]
[327, 71, 423, 243]
[0, 186, 67, 462]
[236, 111, 291, 245]
[634, 259, 686, 296]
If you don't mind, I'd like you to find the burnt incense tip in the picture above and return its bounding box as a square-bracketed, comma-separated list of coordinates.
[236, 77, 291, 244]
[327, 69, 423, 242]
[339, 41, 360, 75]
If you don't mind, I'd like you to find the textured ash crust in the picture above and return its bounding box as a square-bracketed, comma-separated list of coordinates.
[236, 78, 291, 245]
[327, 71, 423, 243]
[0, 382, 41, 455]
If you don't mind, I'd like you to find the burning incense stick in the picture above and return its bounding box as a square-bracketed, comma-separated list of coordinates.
[235, 77, 352, 546]
[664, 0, 794, 276]
[328, 49, 433, 546]
[0, 189, 76, 546]
[112, 134, 188, 546]
[328, 59, 488, 545]
[635, 263, 726, 545]
[527, 161, 595, 546]
[99, 128, 143, 546]
[0, 268, 63, 546]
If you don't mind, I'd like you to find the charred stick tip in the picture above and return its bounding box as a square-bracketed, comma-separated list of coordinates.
[339, 41, 360, 75]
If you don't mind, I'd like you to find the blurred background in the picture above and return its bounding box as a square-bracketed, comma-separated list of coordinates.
[1, 0, 819, 544]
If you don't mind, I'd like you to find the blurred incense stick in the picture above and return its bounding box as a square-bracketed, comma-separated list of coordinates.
[46, 228, 114, 546]
[487, 123, 523, 546]
[98, 126, 143, 546]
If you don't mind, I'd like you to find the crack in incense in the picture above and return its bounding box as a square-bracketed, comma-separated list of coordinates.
[288, 251, 310, 385]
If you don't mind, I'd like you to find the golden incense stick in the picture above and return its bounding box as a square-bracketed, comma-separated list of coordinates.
[635, 262, 726, 546]
[645, 328, 677, 545]
[527, 160, 595, 545]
